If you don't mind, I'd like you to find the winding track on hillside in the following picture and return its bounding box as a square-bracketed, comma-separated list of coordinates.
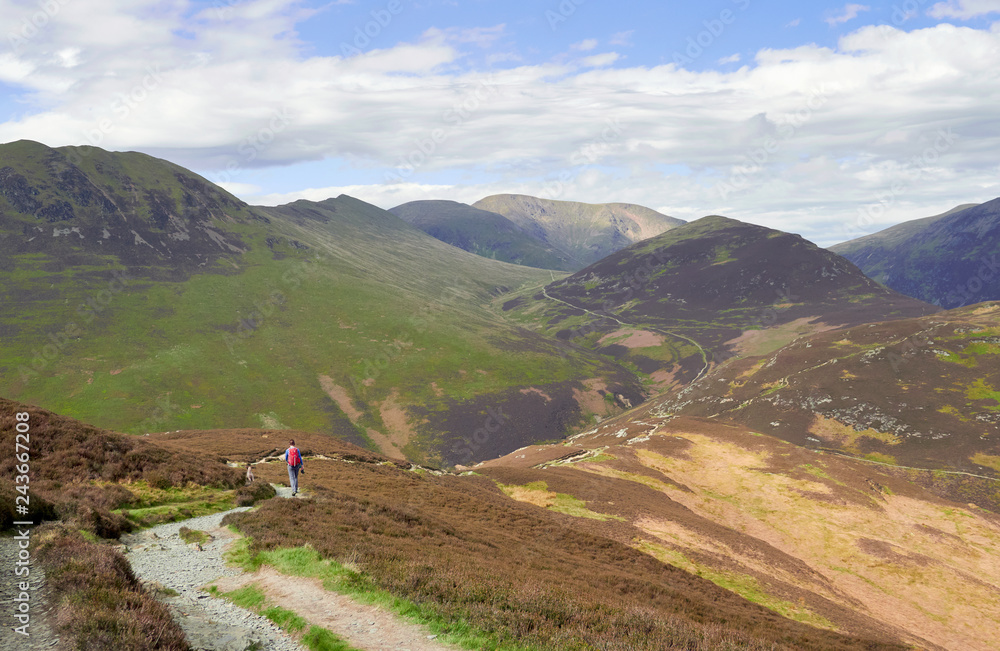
[123, 478, 458, 651]
[121, 502, 306, 651]
[540, 287, 711, 382]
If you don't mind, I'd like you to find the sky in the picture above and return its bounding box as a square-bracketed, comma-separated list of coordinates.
[1, 0, 999, 246]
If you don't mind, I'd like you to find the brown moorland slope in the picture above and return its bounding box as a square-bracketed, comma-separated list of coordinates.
[475, 408, 1000, 651]
[0, 397, 243, 536]
[657, 301, 1000, 477]
[219, 441, 906, 651]
[4, 398, 904, 649]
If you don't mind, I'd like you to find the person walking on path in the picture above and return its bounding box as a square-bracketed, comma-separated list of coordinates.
[285, 439, 304, 495]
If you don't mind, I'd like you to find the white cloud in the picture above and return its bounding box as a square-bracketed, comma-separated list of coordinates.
[826, 4, 871, 26]
[1, 6, 999, 246]
[718, 53, 742, 64]
[928, 0, 1000, 19]
[250, 182, 464, 207]
[609, 31, 635, 47]
[580, 52, 620, 67]
[571, 39, 599, 51]
[786, 18, 802, 27]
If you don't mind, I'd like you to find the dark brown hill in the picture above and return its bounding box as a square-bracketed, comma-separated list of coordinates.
[507, 215, 938, 390]
[830, 198, 1000, 308]
[549, 215, 935, 328]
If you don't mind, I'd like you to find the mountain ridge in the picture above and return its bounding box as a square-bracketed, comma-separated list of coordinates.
[472, 193, 684, 269]
[830, 198, 1000, 307]
[389, 199, 577, 270]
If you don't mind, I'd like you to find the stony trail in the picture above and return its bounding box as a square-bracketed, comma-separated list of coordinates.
[121, 505, 305, 651]
[121, 483, 459, 651]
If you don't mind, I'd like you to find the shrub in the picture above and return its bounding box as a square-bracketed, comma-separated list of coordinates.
[0, 480, 57, 530]
[145, 471, 173, 491]
[34, 525, 190, 651]
[0, 397, 243, 536]
[234, 481, 277, 507]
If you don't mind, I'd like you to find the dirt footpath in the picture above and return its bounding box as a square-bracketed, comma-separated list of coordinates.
[211, 567, 456, 651]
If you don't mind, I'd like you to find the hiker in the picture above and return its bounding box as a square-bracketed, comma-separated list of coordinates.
[285, 439, 304, 495]
[245, 463, 254, 485]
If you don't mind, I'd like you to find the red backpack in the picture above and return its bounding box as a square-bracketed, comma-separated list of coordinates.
[287, 446, 301, 467]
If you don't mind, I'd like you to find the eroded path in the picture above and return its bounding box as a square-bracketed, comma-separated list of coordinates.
[212, 567, 453, 651]
[123, 483, 458, 651]
[121, 506, 306, 651]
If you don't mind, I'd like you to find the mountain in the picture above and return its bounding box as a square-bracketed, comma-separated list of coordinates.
[829, 199, 1000, 307]
[656, 300, 1000, 476]
[389, 200, 576, 270]
[0, 141, 644, 466]
[0, 139, 267, 278]
[503, 215, 938, 394]
[471, 194, 684, 269]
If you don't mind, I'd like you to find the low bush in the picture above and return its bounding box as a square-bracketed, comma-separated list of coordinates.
[234, 480, 277, 507]
[0, 397, 243, 537]
[34, 525, 189, 651]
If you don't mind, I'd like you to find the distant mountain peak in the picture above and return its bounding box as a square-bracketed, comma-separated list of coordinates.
[389, 199, 577, 270]
[471, 193, 684, 269]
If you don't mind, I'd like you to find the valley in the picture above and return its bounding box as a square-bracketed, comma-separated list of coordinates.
[2, 141, 1000, 651]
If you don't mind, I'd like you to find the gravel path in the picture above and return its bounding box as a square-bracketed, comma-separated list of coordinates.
[7, 479, 455, 651]
[121, 502, 307, 651]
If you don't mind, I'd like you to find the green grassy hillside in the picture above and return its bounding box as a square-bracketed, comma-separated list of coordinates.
[390, 199, 577, 270]
[0, 142, 643, 466]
